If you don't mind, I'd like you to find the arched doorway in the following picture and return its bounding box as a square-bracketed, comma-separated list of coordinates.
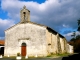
[21, 42, 26, 56]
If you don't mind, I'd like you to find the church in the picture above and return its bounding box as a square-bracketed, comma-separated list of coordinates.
[4, 6, 73, 57]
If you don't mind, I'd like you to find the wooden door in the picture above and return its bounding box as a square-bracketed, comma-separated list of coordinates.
[21, 46, 26, 56]
[21, 43, 26, 56]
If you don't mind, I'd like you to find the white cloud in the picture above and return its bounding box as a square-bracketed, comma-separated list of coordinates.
[64, 32, 73, 37]
[63, 24, 69, 28]
[64, 31, 80, 41]
[0, 18, 15, 28]
[64, 32, 74, 41]
[0, 18, 15, 39]
[75, 31, 80, 36]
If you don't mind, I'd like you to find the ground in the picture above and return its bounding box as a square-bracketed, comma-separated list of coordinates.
[0, 53, 79, 60]
[0, 57, 62, 60]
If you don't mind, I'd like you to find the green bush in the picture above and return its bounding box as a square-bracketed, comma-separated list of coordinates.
[17, 53, 21, 56]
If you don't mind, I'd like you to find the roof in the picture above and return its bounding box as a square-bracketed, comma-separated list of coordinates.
[47, 27, 65, 38]
[5, 21, 47, 31]
[5, 21, 65, 38]
[0, 40, 5, 45]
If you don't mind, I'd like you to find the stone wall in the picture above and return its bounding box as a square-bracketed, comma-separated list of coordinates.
[46, 30, 52, 55]
[60, 38, 65, 53]
[67, 44, 73, 54]
[63, 38, 68, 53]
[4, 23, 47, 56]
[46, 30, 59, 54]
[56, 34, 61, 54]
[45, 29, 69, 55]
[4, 23, 70, 57]
[51, 34, 58, 54]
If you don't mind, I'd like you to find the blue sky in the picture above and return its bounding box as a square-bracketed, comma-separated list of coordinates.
[20, 0, 46, 3]
[0, 0, 80, 41]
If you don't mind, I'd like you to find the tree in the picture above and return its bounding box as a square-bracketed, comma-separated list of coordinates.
[76, 35, 80, 40]
[70, 38, 76, 41]
[71, 31, 76, 39]
[77, 19, 80, 31]
[69, 19, 80, 53]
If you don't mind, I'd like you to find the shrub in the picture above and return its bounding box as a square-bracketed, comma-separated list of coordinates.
[17, 53, 21, 56]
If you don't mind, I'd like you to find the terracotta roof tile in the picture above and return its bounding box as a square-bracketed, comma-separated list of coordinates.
[0, 40, 4, 45]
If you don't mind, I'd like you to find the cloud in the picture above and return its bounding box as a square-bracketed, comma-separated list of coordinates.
[63, 32, 75, 41]
[63, 24, 69, 28]
[0, 0, 80, 40]
[0, 18, 15, 39]
[64, 31, 80, 41]
[0, 18, 14, 27]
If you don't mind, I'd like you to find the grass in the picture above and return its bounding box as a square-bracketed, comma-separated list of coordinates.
[57, 53, 70, 56]
[2, 56, 42, 59]
[1, 53, 72, 59]
[3, 56, 16, 59]
[47, 53, 71, 57]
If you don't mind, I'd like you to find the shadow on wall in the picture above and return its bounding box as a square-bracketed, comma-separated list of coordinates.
[62, 53, 80, 60]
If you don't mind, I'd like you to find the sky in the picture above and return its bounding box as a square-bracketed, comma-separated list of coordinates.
[0, 0, 80, 41]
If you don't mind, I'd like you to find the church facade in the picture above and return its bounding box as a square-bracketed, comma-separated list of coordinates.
[4, 6, 73, 57]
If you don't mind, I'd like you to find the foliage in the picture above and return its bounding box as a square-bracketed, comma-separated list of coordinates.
[76, 35, 80, 40]
[70, 38, 76, 42]
[71, 31, 76, 38]
[69, 35, 80, 53]
[17, 53, 21, 56]
[77, 19, 80, 31]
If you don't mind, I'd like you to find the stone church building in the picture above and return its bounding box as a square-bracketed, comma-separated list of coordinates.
[4, 6, 73, 57]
